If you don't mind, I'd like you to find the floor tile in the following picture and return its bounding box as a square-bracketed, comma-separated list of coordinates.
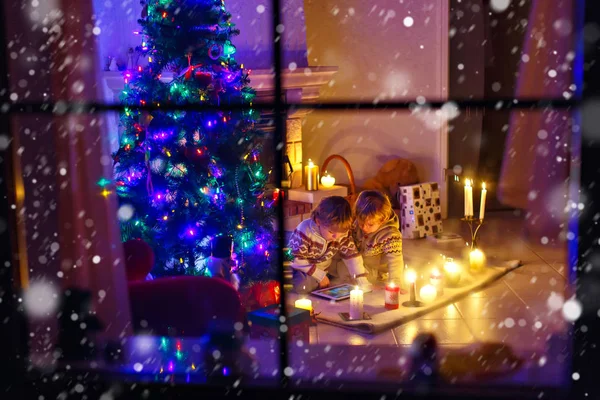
[393, 319, 475, 345]
[464, 318, 548, 351]
[316, 323, 397, 346]
[453, 295, 531, 320]
[466, 280, 514, 298]
[415, 303, 462, 319]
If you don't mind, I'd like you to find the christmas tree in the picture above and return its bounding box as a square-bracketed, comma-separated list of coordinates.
[112, 0, 277, 283]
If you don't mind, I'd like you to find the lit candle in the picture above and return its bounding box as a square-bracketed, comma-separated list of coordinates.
[443, 258, 461, 286]
[320, 172, 336, 188]
[385, 282, 400, 310]
[469, 248, 486, 273]
[349, 286, 364, 320]
[464, 179, 473, 217]
[479, 182, 487, 220]
[294, 298, 313, 312]
[419, 284, 437, 304]
[405, 268, 418, 303]
[429, 268, 444, 297]
[305, 159, 319, 191]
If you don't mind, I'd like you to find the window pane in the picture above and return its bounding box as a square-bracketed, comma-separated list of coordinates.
[284, 107, 575, 391]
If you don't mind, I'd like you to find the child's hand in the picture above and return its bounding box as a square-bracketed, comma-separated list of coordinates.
[319, 275, 330, 288]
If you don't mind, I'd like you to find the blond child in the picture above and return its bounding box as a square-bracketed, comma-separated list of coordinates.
[288, 196, 373, 294]
[353, 190, 407, 293]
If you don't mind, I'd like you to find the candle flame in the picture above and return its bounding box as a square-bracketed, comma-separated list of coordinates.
[388, 282, 396, 288]
[482, 182, 486, 190]
[308, 159, 314, 168]
[465, 178, 471, 187]
[405, 269, 417, 283]
[431, 268, 441, 277]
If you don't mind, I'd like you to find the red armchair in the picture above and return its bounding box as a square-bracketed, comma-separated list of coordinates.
[128, 276, 246, 337]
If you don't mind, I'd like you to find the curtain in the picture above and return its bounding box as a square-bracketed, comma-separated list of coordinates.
[498, 0, 576, 245]
[4, 0, 132, 364]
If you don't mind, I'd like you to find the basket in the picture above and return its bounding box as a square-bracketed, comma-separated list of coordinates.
[321, 154, 358, 205]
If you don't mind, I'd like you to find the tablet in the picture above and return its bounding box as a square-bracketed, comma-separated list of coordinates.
[311, 283, 355, 301]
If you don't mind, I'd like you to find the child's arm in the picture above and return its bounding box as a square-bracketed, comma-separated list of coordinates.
[380, 230, 405, 286]
[288, 229, 327, 283]
[338, 235, 372, 292]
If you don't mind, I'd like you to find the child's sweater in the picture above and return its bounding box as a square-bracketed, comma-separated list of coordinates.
[288, 218, 366, 283]
[353, 212, 404, 285]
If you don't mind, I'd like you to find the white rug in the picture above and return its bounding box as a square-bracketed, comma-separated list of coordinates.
[288, 260, 522, 335]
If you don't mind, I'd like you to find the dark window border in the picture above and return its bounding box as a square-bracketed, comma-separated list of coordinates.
[0, 0, 598, 398]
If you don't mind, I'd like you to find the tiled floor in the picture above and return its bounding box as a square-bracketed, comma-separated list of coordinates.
[296, 212, 571, 351]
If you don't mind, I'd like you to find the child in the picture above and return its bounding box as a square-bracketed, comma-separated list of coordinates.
[288, 196, 373, 294]
[353, 190, 407, 292]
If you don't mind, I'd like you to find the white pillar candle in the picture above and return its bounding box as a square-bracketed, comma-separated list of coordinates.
[294, 298, 313, 312]
[464, 179, 473, 217]
[419, 284, 437, 304]
[479, 182, 487, 220]
[349, 286, 364, 320]
[320, 172, 336, 188]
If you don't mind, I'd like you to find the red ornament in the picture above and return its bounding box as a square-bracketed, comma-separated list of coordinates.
[123, 239, 155, 282]
[195, 71, 212, 86]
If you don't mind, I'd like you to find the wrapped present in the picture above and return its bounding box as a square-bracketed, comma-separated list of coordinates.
[247, 305, 310, 343]
[239, 280, 281, 312]
[398, 182, 443, 239]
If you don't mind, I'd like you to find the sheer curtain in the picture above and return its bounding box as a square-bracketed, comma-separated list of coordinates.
[498, 0, 576, 246]
[4, 0, 132, 363]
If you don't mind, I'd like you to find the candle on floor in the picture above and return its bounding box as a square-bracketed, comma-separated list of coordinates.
[349, 286, 364, 320]
[405, 269, 418, 302]
[320, 172, 335, 188]
[469, 248, 486, 273]
[443, 258, 461, 286]
[305, 159, 319, 191]
[419, 284, 437, 304]
[294, 298, 313, 312]
[429, 267, 444, 297]
[385, 282, 400, 310]
[464, 179, 473, 217]
[479, 182, 487, 220]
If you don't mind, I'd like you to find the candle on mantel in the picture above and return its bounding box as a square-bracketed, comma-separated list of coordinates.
[419, 284, 437, 304]
[469, 248, 486, 273]
[479, 182, 487, 220]
[349, 286, 364, 320]
[405, 268, 418, 303]
[385, 282, 400, 310]
[443, 258, 461, 286]
[294, 298, 313, 313]
[321, 172, 336, 188]
[464, 179, 473, 218]
[305, 159, 319, 191]
[429, 268, 444, 297]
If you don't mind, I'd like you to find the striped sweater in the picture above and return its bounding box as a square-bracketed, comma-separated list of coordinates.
[288, 218, 366, 282]
[353, 212, 404, 286]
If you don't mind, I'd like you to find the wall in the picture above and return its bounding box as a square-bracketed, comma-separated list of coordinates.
[91, 0, 309, 71]
[302, 0, 448, 200]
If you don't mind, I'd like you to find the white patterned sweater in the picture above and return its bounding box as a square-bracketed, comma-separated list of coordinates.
[353, 212, 405, 286]
[288, 218, 366, 282]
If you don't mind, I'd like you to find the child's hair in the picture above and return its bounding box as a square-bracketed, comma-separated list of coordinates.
[354, 190, 393, 225]
[311, 196, 353, 231]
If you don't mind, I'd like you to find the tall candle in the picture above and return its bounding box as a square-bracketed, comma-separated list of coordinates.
[294, 298, 313, 312]
[479, 182, 487, 220]
[305, 159, 319, 191]
[464, 179, 473, 217]
[349, 286, 364, 320]
[405, 269, 417, 303]
[385, 282, 400, 310]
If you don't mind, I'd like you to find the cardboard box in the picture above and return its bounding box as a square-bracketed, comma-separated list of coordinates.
[398, 182, 443, 239]
[247, 305, 310, 343]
